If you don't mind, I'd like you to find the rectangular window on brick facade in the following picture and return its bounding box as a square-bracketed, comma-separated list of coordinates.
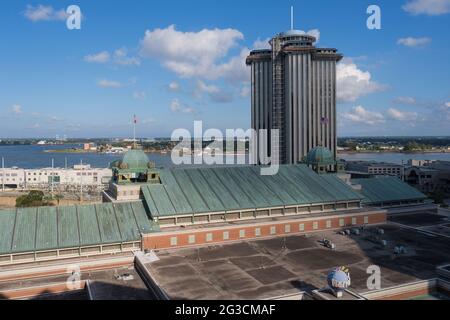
[170, 237, 177, 246]
[270, 226, 276, 235]
[239, 230, 246, 238]
[299, 223, 305, 231]
[364, 216, 369, 224]
[223, 231, 229, 240]
[206, 233, 213, 242]
[285, 225, 291, 233]
[339, 219, 345, 227]
[188, 235, 196, 244]
[255, 228, 261, 236]
[326, 220, 332, 228]
[313, 222, 319, 230]
[352, 217, 357, 225]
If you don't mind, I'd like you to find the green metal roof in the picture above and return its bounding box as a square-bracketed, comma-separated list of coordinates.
[35, 207, 58, 251]
[119, 149, 151, 170]
[352, 177, 428, 205]
[305, 146, 335, 166]
[0, 201, 154, 255]
[142, 164, 363, 218]
[0, 210, 16, 254]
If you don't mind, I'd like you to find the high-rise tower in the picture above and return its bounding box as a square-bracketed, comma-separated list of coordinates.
[246, 25, 342, 164]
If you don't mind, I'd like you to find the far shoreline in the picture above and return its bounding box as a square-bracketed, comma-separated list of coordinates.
[338, 150, 450, 155]
[43, 148, 449, 156]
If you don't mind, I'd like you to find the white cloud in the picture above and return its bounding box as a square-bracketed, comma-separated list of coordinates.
[97, 79, 123, 88]
[113, 48, 141, 66]
[170, 99, 182, 112]
[85, 48, 140, 66]
[133, 91, 146, 100]
[140, 25, 247, 81]
[196, 80, 220, 94]
[240, 85, 250, 98]
[170, 98, 196, 114]
[142, 118, 156, 124]
[24, 5, 67, 22]
[394, 96, 417, 105]
[403, 0, 450, 15]
[341, 106, 385, 125]
[342, 106, 419, 126]
[387, 108, 418, 121]
[49, 116, 64, 122]
[168, 81, 180, 92]
[196, 80, 233, 103]
[397, 37, 431, 47]
[337, 58, 386, 103]
[66, 123, 81, 131]
[84, 51, 110, 64]
[253, 38, 271, 50]
[302, 29, 321, 43]
[212, 48, 250, 82]
[183, 107, 196, 114]
[438, 102, 450, 120]
[11, 105, 23, 114]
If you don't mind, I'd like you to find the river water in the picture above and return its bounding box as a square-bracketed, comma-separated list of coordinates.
[0, 145, 449, 168]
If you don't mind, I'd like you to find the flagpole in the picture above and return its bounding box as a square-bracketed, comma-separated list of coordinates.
[133, 115, 136, 149]
[51, 158, 54, 198]
[133, 115, 137, 149]
[80, 159, 83, 203]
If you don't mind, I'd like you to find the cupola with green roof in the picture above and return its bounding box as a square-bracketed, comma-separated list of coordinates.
[110, 149, 160, 184]
[304, 146, 336, 174]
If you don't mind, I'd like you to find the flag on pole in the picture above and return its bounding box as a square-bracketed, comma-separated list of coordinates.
[133, 115, 138, 124]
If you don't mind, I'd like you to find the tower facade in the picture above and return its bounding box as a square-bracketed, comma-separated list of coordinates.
[246, 30, 342, 164]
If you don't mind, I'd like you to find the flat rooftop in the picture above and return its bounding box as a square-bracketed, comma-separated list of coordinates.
[0, 265, 152, 300]
[143, 211, 450, 300]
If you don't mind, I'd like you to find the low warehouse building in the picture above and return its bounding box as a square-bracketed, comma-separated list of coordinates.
[352, 177, 428, 207]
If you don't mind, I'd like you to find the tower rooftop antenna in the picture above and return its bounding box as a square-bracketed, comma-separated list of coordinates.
[291, 6, 294, 30]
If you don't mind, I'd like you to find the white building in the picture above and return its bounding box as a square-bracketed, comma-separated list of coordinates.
[1, 165, 112, 191]
[345, 161, 404, 179]
[0, 167, 25, 189]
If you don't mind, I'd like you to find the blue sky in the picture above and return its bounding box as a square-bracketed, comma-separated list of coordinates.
[0, 0, 449, 138]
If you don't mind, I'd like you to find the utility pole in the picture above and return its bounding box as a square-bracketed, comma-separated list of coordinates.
[401, 160, 405, 182]
[1, 157, 4, 192]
